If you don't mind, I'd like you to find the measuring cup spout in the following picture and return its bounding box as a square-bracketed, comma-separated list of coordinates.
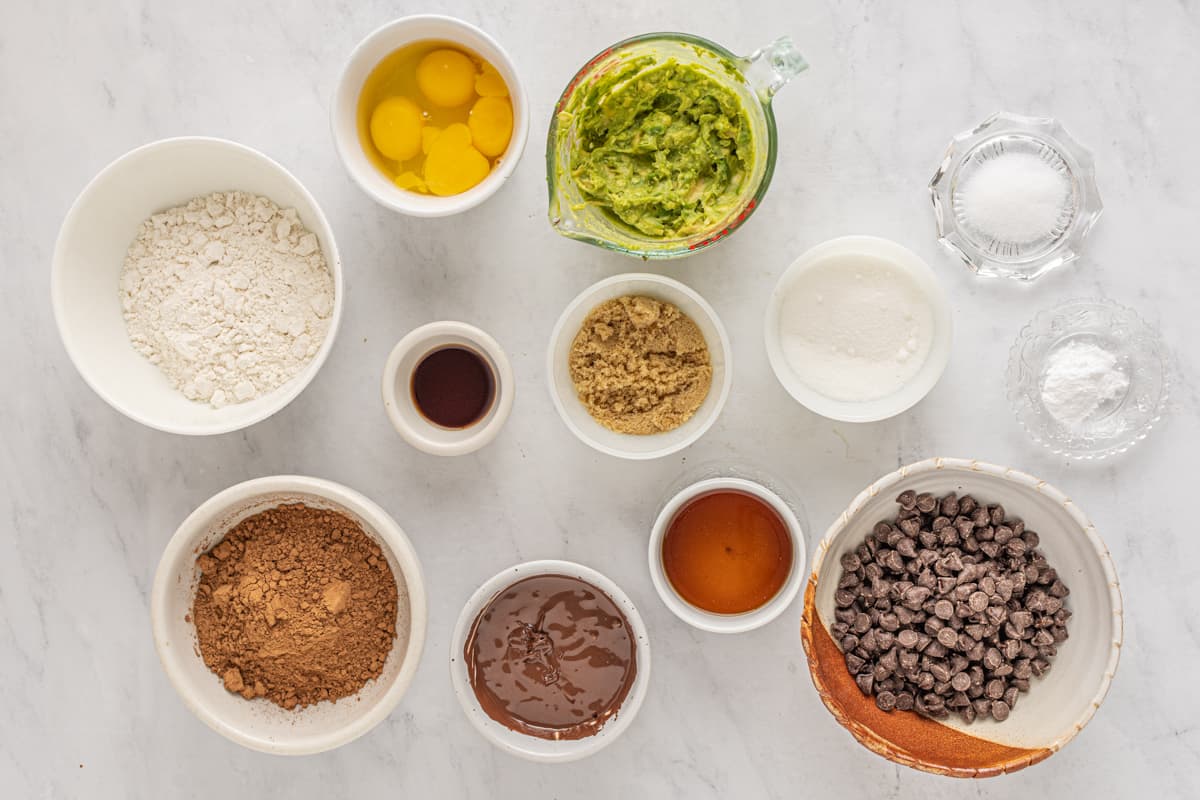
[742, 36, 807, 101]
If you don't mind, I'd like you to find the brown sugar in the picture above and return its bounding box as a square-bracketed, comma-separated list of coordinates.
[568, 295, 712, 435]
[191, 503, 401, 710]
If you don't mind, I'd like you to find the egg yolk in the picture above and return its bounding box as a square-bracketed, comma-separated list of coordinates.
[424, 123, 490, 195]
[369, 97, 424, 161]
[475, 63, 509, 98]
[417, 49, 477, 108]
[395, 171, 427, 192]
[468, 96, 513, 158]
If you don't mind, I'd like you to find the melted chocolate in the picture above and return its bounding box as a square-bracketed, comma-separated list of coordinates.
[464, 574, 638, 740]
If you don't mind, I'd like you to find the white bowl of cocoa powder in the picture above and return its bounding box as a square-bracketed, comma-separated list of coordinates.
[151, 475, 427, 754]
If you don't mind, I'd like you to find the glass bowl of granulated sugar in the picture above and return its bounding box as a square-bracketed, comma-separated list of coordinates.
[1007, 298, 1169, 459]
[52, 137, 343, 435]
[930, 112, 1102, 282]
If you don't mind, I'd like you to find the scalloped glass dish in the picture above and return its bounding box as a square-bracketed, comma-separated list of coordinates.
[930, 112, 1102, 281]
[1007, 299, 1168, 460]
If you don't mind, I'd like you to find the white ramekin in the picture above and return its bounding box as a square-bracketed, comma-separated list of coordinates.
[150, 475, 428, 755]
[51, 137, 343, 435]
[763, 235, 953, 423]
[381, 321, 514, 456]
[546, 273, 732, 460]
[648, 476, 807, 633]
[332, 15, 530, 217]
[449, 560, 652, 762]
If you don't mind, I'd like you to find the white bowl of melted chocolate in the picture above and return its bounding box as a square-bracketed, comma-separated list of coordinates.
[449, 560, 651, 761]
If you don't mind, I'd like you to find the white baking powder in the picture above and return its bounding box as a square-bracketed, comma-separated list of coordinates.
[120, 191, 335, 408]
[958, 152, 1070, 244]
[778, 255, 934, 402]
[1040, 340, 1129, 427]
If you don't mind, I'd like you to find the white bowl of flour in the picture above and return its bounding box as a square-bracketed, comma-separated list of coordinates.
[764, 236, 952, 422]
[52, 137, 342, 435]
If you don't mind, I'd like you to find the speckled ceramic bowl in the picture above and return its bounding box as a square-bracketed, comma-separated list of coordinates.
[800, 458, 1122, 777]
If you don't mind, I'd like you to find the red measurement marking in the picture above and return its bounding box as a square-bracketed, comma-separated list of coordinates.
[687, 199, 758, 250]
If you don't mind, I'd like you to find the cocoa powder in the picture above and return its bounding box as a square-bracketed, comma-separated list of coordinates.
[191, 503, 400, 710]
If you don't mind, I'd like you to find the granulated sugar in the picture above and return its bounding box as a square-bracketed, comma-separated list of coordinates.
[778, 255, 934, 402]
[958, 153, 1070, 244]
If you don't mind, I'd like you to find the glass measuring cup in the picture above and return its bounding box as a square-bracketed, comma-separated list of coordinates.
[547, 33, 807, 259]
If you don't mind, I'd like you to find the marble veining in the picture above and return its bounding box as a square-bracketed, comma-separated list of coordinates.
[2, 0, 1199, 797]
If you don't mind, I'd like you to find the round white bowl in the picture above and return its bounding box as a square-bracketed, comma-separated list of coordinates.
[381, 320, 515, 456]
[332, 15, 530, 217]
[764, 236, 952, 423]
[648, 476, 807, 633]
[800, 457, 1122, 777]
[151, 475, 427, 755]
[449, 559, 651, 762]
[547, 273, 732, 460]
[51, 137, 344, 435]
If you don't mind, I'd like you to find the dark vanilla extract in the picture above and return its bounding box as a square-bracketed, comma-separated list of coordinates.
[411, 346, 494, 429]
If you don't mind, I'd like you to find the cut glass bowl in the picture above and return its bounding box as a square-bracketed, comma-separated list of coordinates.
[930, 112, 1102, 281]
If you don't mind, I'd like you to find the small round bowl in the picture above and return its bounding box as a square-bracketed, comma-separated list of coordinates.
[764, 236, 953, 422]
[930, 112, 1103, 282]
[51, 137, 343, 435]
[449, 559, 652, 762]
[1007, 298, 1168, 460]
[151, 475, 428, 755]
[332, 15, 530, 217]
[382, 321, 515, 456]
[800, 457, 1122, 777]
[547, 273, 732, 460]
[648, 476, 807, 633]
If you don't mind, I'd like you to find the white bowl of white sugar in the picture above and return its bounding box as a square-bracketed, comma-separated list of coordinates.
[52, 137, 343, 435]
[764, 236, 953, 422]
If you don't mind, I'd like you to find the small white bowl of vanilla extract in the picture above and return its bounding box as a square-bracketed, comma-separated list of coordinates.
[382, 321, 514, 456]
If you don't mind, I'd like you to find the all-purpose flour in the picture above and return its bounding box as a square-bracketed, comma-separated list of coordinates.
[778, 254, 934, 402]
[120, 192, 335, 407]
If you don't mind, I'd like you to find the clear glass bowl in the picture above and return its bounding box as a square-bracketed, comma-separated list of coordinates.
[930, 112, 1103, 281]
[1006, 299, 1169, 460]
[547, 33, 806, 259]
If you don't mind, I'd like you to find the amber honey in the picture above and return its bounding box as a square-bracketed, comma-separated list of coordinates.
[662, 489, 793, 614]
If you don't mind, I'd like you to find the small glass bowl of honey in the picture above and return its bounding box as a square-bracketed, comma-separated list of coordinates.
[648, 469, 807, 633]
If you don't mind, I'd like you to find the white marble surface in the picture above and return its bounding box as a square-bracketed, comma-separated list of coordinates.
[3, 0, 1199, 796]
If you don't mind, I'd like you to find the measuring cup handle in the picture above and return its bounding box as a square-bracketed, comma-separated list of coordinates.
[743, 37, 808, 100]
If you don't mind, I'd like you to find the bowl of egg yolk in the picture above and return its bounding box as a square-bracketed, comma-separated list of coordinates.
[333, 15, 529, 217]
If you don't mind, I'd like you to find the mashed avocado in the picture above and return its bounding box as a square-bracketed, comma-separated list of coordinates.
[564, 58, 754, 239]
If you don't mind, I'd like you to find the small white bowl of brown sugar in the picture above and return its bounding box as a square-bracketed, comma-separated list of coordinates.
[151, 475, 427, 754]
[546, 273, 733, 460]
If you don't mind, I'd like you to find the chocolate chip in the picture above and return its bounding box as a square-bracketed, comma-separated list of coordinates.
[830, 491, 1069, 725]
